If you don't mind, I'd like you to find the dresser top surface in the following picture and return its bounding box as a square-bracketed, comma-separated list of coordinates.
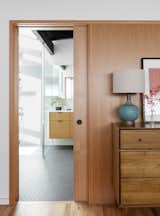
[113, 122, 160, 129]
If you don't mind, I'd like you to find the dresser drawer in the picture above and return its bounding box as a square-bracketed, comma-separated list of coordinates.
[121, 151, 160, 178]
[49, 121, 72, 138]
[121, 178, 160, 205]
[120, 130, 160, 149]
[49, 112, 73, 121]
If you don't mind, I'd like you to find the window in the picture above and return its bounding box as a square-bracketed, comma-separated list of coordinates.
[65, 77, 73, 99]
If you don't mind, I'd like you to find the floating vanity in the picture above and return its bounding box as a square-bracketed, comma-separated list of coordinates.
[49, 112, 74, 138]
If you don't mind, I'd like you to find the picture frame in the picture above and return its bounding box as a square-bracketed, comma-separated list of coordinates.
[141, 58, 160, 122]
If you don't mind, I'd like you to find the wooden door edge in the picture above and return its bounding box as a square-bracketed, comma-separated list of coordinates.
[9, 21, 18, 206]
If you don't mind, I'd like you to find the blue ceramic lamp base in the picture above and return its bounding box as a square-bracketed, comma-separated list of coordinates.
[118, 94, 139, 125]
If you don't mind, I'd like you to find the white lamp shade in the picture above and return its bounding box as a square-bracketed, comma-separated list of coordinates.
[113, 69, 145, 93]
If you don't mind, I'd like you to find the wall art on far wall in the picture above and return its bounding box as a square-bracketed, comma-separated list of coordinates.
[141, 58, 160, 122]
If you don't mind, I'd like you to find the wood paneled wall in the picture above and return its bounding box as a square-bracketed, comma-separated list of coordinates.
[88, 23, 160, 204]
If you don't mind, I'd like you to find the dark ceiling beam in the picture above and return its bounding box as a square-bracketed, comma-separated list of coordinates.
[36, 30, 73, 55]
[37, 31, 55, 55]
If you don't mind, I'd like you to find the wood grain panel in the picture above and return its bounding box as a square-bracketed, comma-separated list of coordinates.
[121, 178, 160, 205]
[74, 25, 88, 201]
[88, 23, 160, 204]
[121, 130, 160, 149]
[121, 151, 160, 178]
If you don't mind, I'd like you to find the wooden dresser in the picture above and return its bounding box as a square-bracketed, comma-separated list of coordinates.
[113, 123, 160, 207]
[49, 112, 73, 138]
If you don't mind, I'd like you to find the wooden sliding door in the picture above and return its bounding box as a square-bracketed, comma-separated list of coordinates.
[74, 25, 88, 201]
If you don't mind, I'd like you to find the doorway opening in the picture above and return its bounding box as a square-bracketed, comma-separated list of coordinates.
[18, 27, 74, 201]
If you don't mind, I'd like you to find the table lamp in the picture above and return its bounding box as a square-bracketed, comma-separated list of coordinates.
[113, 69, 145, 125]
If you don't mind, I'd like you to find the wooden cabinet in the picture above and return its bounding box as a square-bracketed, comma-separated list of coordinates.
[49, 112, 73, 138]
[113, 123, 160, 207]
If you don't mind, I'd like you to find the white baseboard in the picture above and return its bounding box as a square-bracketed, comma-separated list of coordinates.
[0, 198, 9, 205]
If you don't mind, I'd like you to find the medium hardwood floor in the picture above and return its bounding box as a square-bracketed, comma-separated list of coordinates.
[0, 201, 160, 216]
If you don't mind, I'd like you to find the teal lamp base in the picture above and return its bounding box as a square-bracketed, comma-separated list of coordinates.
[118, 95, 139, 125]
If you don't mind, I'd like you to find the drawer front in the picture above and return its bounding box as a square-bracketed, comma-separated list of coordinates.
[121, 178, 160, 205]
[49, 112, 73, 121]
[121, 130, 160, 149]
[121, 151, 160, 178]
[49, 121, 72, 138]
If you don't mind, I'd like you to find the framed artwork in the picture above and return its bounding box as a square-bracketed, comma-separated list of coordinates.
[141, 58, 160, 122]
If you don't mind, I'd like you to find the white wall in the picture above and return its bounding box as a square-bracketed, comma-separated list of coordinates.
[1, 0, 160, 204]
[53, 39, 73, 65]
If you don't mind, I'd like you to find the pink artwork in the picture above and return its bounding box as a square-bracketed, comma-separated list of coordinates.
[149, 68, 160, 94]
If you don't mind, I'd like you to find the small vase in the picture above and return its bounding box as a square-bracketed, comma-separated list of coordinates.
[118, 98, 139, 125]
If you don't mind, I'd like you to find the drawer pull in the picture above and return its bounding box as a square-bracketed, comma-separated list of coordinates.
[76, 119, 82, 125]
[57, 120, 63, 122]
[138, 138, 142, 142]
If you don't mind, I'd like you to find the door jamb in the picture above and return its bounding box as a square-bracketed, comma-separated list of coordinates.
[9, 20, 88, 205]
